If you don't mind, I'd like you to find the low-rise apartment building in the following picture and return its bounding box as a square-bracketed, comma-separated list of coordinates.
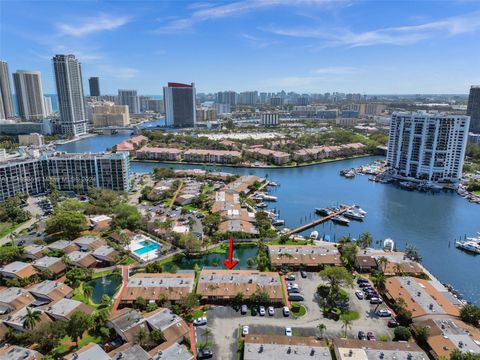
[196, 269, 283, 304]
[183, 149, 241, 164]
[0, 261, 38, 279]
[136, 146, 183, 161]
[333, 339, 428, 360]
[245, 147, 291, 165]
[268, 244, 342, 270]
[45, 298, 93, 321]
[32, 256, 66, 275]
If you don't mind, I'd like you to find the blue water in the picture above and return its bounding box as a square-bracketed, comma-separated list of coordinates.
[57, 137, 480, 305]
[134, 240, 161, 255]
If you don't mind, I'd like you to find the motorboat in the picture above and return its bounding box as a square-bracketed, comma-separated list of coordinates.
[256, 202, 268, 208]
[331, 216, 350, 225]
[455, 240, 480, 254]
[383, 238, 395, 252]
[351, 205, 367, 215]
[272, 219, 285, 226]
[310, 231, 319, 240]
[268, 181, 280, 187]
[262, 194, 278, 202]
[343, 210, 365, 221]
[315, 208, 332, 216]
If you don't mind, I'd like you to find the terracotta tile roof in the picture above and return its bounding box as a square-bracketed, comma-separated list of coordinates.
[268, 245, 341, 267]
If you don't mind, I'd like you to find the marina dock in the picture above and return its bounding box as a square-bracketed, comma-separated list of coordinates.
[286, 206, 354, 235]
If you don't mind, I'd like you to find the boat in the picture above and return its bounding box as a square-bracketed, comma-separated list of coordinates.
[272, 219, 285, 226]
[256, 202, 268, 208]
[383, 238, 395, 252]
[310, 231, 319, 240]
[268, 181, 280, 187]
[331, 216, 350, 225]
[262, 194, 278, 202]
[455, 240, 480, 254]
[315, 208, 333, 216]
[343, 210, 365, 221]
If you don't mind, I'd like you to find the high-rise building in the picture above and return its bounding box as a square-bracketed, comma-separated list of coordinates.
[216, 91, 237, 106]
[466, 86, 480, 134]
[52, 54, 87, 136]
[238, 91, 258, 105]
[260, 112, 279, 127]
[0, 60, 15, 120]
[147, 99, 163, 113]
[118, 90, 139, 114]
[163, 82, 196, 127]
[139, 95, 153, 112]
[44, 96, 53, 116]
[0, 151, 130, 201]
[12, 70, 46, 121]
[386, 112, 470, 182]
[88, 77, 100, 97]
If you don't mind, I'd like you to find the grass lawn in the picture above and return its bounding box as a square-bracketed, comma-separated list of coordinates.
[53, 333, 102, 357]
[0, 222, 23, 238]
[72, 283, 99, 310]
[474, 191, 480, 196]
[291, 304, 307, 317]
[91, 268, 119, 279]
[269, 238, 310, 245]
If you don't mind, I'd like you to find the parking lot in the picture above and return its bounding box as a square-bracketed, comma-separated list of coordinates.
[195, 271, 394, 360]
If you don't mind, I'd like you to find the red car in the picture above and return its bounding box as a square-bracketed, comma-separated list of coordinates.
[388, 319, 399, 328]
[367, 332, 376, 341]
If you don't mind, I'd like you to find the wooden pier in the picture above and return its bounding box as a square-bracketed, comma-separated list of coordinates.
[286, 206, 353, 235]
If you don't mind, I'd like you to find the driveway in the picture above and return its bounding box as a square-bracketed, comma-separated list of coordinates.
[206, 271, 394, 360]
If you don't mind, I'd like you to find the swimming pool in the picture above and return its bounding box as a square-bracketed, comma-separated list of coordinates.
[134, 240, 161, 255]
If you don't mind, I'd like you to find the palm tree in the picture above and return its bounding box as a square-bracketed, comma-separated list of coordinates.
[317, 323, 327, 339]
[83, 284, 94, 302]
[394, 263, 403, 275]
[377, 256, 389, 273]
[341, 317, 353, 338]
[135, 327, 150, 348]
[22, 308, 42, 330]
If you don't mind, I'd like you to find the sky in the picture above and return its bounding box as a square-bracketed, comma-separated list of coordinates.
[1, 0, 480, 95]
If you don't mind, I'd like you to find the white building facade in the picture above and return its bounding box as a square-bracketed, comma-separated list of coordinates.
[387, 112, 470, 182]
[260, 112, 279, 127]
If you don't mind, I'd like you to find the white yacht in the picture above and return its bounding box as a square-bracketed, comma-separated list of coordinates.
[455, 240, 480, 254]
[310, 231, 319, 240]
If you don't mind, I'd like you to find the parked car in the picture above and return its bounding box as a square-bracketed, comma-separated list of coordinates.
[241, 304, 248, 315]
[242, 325, 249, 336]
[288, 293, 304, 301]
[365, 292, 378, 300]
[285, 274, 296, 281]
[357, 278, 369, 284]
[355, 291, 365, 299]
[388, 319, 399, 328]
[370, 297, 383, 304]
[193, 317, 207, 326]
[285, 327, 293, 336]
[358, 331, 367, 340]
[196, 213, 205, 218]
[268, 306, 275, 316]
[251, 307, 258, 316]
[359, 282, 371, 288]
[300, 271, 307, 278]
[367, 332, 376, 341]
[287, 286, 300, 294]
[259, 306, 266, 316]
[283, 306, 290, 316]
[377, 309, 391, 317]
[197, 347, 213, 359]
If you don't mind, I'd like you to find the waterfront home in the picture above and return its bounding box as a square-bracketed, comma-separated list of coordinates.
[0, 261, 38, 279]
[45, 298, 93, 321]
[92, 245, 120, 264]
[215, 189, 240, 204]
[218, 219, 259, 235]
[66, 251, 97, 268]
[73, 235, 106, 251]
[244, 335, 330, 360]
[150, 342, 193, 360]
[354, 254, 378, 272]
[413, 318, 480, 358]
[183, 149, 241, 164]
[223, 175, 263, 194]
[333, 339, 428, 360]
[384, 276, 461, 318]
[23, 244, 46, 260]
[196, 269, 283, 304]
[0, 345, 43, 360]
[268, 244, 342, 270]
[32, 256, 66, 275]
[244, 147, 291, 165]
[63, 343, 110, 360]
[120, 271, 195, 305]
[46, 239, 79, 254]
[108, 344, 150, 360]
[28, 280, 73, 304]
[0, 287, 33, 313]
[136, 146, 183, 161]
[3, 307, 52, 332]
[116, 135, 149, 155]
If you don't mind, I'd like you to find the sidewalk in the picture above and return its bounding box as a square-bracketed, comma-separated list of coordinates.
[112, 265, 129, 313]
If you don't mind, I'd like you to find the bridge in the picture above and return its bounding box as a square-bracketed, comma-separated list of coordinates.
[286, 206, 353, 235]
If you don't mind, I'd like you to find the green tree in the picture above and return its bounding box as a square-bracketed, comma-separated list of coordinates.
[460, 304, 480, 327]
[394, 326, 412, 341]
[45, 210, 88, 240]
[179, 232, 202, 255]
[150, 328, 165, 344]
[319, 266, 353, 308]
[134, 296, 147, 310]
[341, 316, 353, 338]
[233, 292, 244, 305]
[414, 324, 430, 345]
[450, 349, 480, 360]
[22, 308, 42, 330]
[135, 327, 150, 348]
[377, 256, 389, 273]
[112, 204, 141, 230]
[178, 293, 199, 312]
[67, 311, 92, 345]
[405, 245, 422, 263]
[317, 323, 327, 339]
[371, 270, 386, 291]
[357, 232, 373, 249]
[83, 284, 94, 302]
[0, 245, 24, 265]
[250, 289, 270, 305]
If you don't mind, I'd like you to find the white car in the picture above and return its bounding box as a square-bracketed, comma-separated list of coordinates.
[268, 306, 275, 316]
[377, 309, 392, 317]
[355, 290, 365, 300]
[283, 306, 290, 316]
[259, 306, 266, 316]
[242, 325, 249, 336]
[193, 317, 207, 326]
[285, 327, 293, 336]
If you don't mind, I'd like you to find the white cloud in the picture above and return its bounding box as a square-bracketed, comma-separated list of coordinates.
[265, 11, 480, 47]
[57, 13, 131, 37]
[240, 33, 279, 48]
[155, 0, 344, 34]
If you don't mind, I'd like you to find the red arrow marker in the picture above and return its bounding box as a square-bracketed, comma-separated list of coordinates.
[223, 238, 238, 270]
